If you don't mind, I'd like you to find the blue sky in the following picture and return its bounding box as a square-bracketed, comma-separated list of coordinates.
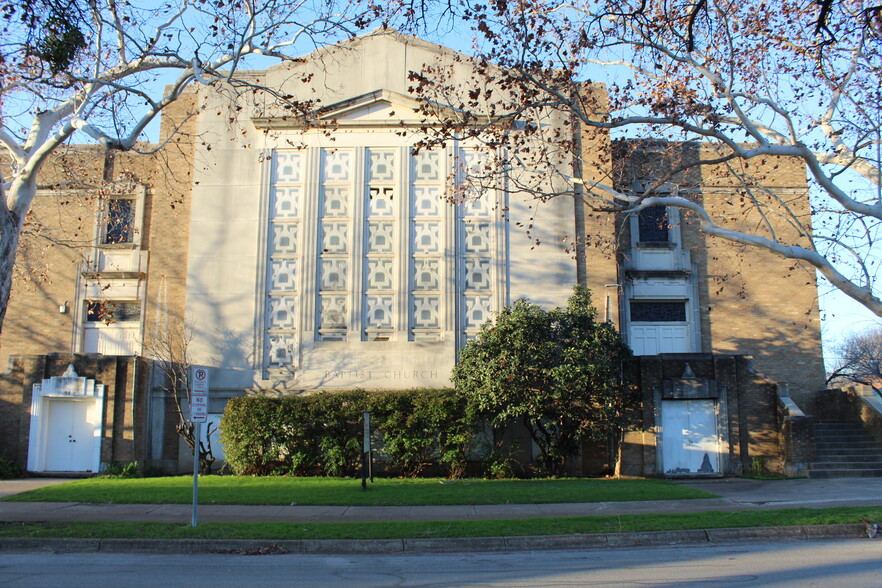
[819, 279, 881, 372]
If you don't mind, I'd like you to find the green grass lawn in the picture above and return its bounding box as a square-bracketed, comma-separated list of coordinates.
[0, 506, 876, 541]
[2, 476, 716, 506]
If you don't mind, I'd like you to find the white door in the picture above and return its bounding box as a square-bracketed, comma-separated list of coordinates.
[44, 399, 99, 472]
[661, 399, 720, 475]
[629, 324, 691, 355]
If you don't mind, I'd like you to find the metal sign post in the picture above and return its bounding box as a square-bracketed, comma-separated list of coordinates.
[361, 411, 372, 490]
[191, 421, 201, 527]
[190, 367, 209, 528]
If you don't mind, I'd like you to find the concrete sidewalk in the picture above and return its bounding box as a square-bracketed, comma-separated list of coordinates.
[1, 477, 880, 554]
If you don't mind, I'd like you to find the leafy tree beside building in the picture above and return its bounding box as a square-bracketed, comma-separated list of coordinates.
[452, 287, 633, 477]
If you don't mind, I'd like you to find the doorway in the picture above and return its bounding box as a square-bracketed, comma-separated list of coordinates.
[27, 366, 106, 474]
[42, 398, 100, 472]
[661, 399, 721, 475]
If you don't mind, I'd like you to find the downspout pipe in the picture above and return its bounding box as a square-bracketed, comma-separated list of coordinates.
[571, 104, 587, 288]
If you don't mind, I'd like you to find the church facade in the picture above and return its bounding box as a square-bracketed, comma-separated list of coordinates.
[0, 31, 825, 476]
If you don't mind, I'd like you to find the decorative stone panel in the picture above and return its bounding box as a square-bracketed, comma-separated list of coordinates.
[264, 150, 304, 372]
[413, 221, 441, 254]
[362, 149, 399, 339]
[262, 145, 506, 355]
[457, 148, 499, 342]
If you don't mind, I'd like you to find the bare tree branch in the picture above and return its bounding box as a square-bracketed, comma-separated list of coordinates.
[0, 0, 379, 341]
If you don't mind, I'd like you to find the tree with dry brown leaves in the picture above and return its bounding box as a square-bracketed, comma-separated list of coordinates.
[395, 0, 882, 318]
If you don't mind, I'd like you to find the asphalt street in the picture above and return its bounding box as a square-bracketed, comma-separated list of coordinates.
[3, 539, 882, 587]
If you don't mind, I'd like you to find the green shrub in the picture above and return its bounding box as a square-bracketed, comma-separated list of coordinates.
[369, 388, 474, 478]
[751, 456, 766, 477]
[274, 395, 321, 475]
[220, 396, 286, 476]
[0, 452, 22, 479]
[100, 460, 141, 478]
[484, 441, 522, 479]
[310, 390, 368, 477]
[371, 390, 435, 477]
[430, 390, 475, 478]
[219, 388, 472, 477]
[220, 391, 368, 476]
[452, 286, 632, 476]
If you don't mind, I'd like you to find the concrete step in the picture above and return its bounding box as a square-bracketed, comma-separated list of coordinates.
[812, 461, 882, 469]
[809, 468, 882, 479]
[812, 454, 882, 463]
[815, 429, 873, 438]
[816, 421, 869, 428]
[811, 423, 882, 478]
[815, 441, 881, 450]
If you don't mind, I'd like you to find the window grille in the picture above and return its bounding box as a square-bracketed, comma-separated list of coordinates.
[86, 301, 141, 323]
[637, 205, 670, 243]
[629, 300, 686, 322]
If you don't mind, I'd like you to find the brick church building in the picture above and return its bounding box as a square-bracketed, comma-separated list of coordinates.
[0, 31, 827, 477]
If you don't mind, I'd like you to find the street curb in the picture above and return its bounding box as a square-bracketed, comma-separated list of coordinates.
[0, 524, 867, 554]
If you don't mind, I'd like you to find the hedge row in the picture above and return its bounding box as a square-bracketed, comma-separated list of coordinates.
[218, 389, 476, 477]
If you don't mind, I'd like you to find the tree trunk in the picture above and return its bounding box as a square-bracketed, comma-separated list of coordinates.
[613, 428, 624, 479]
[0, 207, 24, 342]
[199, 452, 215, 476]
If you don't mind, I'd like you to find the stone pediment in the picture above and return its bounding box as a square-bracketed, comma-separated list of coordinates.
[320, 90, 423, 122]
[253, 89, 485, 129]
[662, 364, 718, 399]
[33, 364, 104, 398]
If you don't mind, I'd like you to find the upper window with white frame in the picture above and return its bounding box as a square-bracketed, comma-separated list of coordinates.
[629, 203, 681, 251]
[99, 186, 145, 247]
[103, 198, 136, 244]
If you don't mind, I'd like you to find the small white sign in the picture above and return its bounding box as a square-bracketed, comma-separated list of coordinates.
[191, 367, 209, 423]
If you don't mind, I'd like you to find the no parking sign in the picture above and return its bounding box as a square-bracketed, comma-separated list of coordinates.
[191, 367, 209, 423]
[190, 366, 210, 527]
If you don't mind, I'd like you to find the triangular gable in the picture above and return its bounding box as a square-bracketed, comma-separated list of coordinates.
[253, 89, 490, 129]
[318, 89, 426, 123]
[252, 29, 520, 130]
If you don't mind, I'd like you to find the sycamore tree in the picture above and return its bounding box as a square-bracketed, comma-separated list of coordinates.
[0, 0, 379, 340]
[452, 286, 632, 477]
[397, 0, 882, 318]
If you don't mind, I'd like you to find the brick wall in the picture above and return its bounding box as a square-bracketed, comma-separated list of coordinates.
[123, 91, 197, 354]
[1, 175, 100, 365]
[0, 90, 197, 368]
[615, 142, 825, 406]
[578, 83, 621, 326]
[697, 149, 824, 406]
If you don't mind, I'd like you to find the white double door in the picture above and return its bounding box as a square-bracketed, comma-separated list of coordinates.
[629, 324, 691, 355]
[43, 398, 100, 472]
[661, 399, 721, 475]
